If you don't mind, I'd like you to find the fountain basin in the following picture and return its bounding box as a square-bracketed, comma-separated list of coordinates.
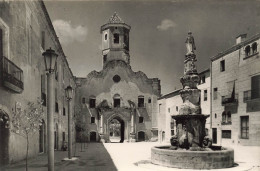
[151, 145, 234, 169]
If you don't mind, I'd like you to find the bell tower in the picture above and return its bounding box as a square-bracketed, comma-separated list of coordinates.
[101, 12, 131, 68]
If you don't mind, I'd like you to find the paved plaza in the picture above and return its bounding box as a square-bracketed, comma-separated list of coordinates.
[3, 142, 260, 171]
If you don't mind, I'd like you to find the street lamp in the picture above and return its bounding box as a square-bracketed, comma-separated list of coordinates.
[65, 85, 73, 159]
[42, 48, 58, 171]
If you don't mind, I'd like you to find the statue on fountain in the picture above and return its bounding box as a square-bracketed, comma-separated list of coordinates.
[171, 32, 211, 150]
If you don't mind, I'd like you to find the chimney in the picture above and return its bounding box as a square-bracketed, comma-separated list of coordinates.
[236, 34, 247, 44]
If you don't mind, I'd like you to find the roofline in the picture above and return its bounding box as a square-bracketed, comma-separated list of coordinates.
[158, 88, 182, 100]
[211, 33, 260, 61]
[100, 23, 131, 33]
[39, 0, 76, 86]
[198, 68, 210, 75]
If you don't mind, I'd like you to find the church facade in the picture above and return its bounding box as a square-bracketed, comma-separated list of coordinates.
[75, 13, 161, 143]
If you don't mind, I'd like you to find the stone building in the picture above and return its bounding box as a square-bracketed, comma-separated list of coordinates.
[0, 0, 76, 166]
[211, 33, 260, 146]
[157, 69, 211, 143]
[75, 13, 161, 143]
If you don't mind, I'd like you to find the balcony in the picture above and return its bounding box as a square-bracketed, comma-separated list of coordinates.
[221, 121, 232, 125]
[222, 94, 238, 106]
[1, 56, 23, 93]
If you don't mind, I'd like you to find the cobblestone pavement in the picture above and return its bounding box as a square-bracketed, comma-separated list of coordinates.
[3, 142, 260, 171]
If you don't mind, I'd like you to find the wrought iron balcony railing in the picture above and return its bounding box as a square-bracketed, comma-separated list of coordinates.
[1, 56, 24, 93]
[244, 90, 260, 102]
[222, 94, 238, 106]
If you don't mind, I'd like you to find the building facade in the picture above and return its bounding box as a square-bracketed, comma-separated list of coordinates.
[0, 0, 76, 166]
[157, 69, 211, 143]
[211, 33, 260, 146]
[75, 13, 161, 143]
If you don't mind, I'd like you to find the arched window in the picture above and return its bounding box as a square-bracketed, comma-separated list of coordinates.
[104, 34, 107, 40]
[113, 94, 120, 107]
[245, 45, 251, 56]
[252, 42, 257, 54]
[113, 33, 119, 44]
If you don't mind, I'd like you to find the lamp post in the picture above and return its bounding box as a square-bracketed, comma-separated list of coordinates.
[65, 85, 73, 159]
[42, 48, 58, 171]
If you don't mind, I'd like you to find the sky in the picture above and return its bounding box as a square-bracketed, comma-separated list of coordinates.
[44, 0, 260, 95]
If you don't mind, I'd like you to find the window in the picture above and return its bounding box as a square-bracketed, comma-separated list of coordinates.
[148, 98, 151, 103]
[252, 42, 257, 54]
[55, 102, 59, 113]
[201, 76, 206, 84]
[176, 106, 178, 111]
[114, 98, 120, 107]
[138, 95, 144, 107]
[41, 93, 46, 106]
[243, 90, 251, 102]
[170, 121, 174, 129]
[241, 116, 249, 139]
[159, 104, 162, 113]
[113, 94, 120, 107]
[89, 98, 96, 108]
[62, 132, 65, 141]
[204, 90, 207, 101]
[91, 117, 95, 124]
[139, 117, 144, 123]
[215, 113, 217, 118]
[251, 75, 260, 99]
[63, 107, 66, 116]
[222, 130, 231, 139]
[245, 45, 251, 56]
[114, 33, 119, 44]
[104, 34, 107, 40]
[213, 88, 218, 100]
[82, 97, 86, 104]
[220, 60, 225, 72]
[41, 31, 45, 50]
[168, 108, 170, 113]
[103, 55, 107, 63]
[222, 111, 231, 124]
[113, 75, 121, 83]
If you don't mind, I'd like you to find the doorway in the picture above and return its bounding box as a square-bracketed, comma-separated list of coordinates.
[212, 128, 217, 144]
[0, 112, 9, 166]
[138, 131, 145, 141]
[109, 116, 125, 143]
[90, 131, 97, 142]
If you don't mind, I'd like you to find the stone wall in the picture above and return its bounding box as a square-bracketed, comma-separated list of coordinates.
[211, 34, 260, 146]
[0, 0, 76, 165]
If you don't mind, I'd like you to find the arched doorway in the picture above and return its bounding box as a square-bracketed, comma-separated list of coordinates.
[39, 120, 45, 153]
[90, 131, 97, 142]
[108, 116, 125, 143]
[0, 111, 10, 165]
[54, 123, 58, 150]
[138, 131, 145, 142]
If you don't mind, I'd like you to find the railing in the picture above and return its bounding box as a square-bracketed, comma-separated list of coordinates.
[1, 56, 24, 92]
[244, 90, 260, 102]
[222, 94, 238, 105]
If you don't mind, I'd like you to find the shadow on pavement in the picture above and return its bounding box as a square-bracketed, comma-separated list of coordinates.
[3, 143, 118, 171]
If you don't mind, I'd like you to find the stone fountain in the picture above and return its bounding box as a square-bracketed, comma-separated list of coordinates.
[151, 32, 234, 169]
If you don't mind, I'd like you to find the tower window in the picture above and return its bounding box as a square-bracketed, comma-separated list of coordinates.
[220, 60, 225, 72]
[82, 97, 86, 104]
[148, 98, 151, 103]
[114, 33, 119, 44]
[113, 94, 120, 107]
[104, 34, 107, 40]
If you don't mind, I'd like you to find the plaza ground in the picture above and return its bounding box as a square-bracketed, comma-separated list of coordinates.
[2, 142, 260, 171]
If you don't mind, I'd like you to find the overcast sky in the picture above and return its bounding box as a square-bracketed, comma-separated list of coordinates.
[45, 0, 260, 95]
